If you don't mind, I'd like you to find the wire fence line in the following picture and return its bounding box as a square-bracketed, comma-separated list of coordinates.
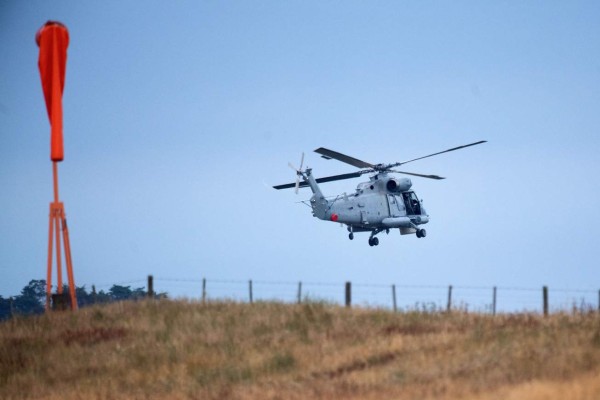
[97, 276, 600, 315]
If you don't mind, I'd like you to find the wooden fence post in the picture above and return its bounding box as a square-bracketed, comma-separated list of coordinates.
[92, 285, 97, 303]
[492, 286, 497, 316]
[392, 284, 397, 312]
[297, 281, 302, 304]
[345, 281, 351, 308]
[446, 285, 453, 313]
[598, 289, 600, 313]
[249, 280, 253, 304]
[147, 275, 154, 298]
[543, 286, 549, 316]
[202, 278, 206, 302]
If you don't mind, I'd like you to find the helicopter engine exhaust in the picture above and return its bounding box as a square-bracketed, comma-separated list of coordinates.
[386, 178, 412, 192]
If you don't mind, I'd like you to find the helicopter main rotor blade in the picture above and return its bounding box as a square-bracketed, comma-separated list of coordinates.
[314, 147, 374, 169]
[273, 181, 306, 190]
[314, 171, 363, 184]
[273, 171, 363, 190]
[393, 140, 487, 167]
[388, 170, 445, 180]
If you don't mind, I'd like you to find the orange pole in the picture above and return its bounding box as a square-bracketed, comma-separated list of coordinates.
[52, 161, 63, 294]
[52, 163, 63, 294]
[61, 214, 77, 310]
[54, 207, 63, 294]
[46, 161, 80, 311]
[53, 162, 59, 203]
[46, 207, 54, 311]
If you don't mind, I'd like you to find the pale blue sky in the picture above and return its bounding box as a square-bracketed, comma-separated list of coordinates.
[1, 1, 599, 310]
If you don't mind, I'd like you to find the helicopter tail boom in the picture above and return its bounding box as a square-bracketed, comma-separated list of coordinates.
[304, 169, 330, 220]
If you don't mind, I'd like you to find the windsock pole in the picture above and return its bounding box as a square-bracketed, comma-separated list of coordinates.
[37, 21, 77, 311]
[45, 163, 77, 311]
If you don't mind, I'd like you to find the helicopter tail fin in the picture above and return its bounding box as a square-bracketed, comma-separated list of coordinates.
[304, 169, 329, 220]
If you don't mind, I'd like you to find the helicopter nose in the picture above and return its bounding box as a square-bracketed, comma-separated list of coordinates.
[330, 213, 339, 222]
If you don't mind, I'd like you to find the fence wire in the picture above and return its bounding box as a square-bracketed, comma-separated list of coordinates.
[111, 277, 600, 314]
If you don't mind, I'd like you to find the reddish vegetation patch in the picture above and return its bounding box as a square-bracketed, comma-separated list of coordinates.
[313, 351, 399, 379]
[497, 315, 542, 329]
[61, 327, 127, 346]
[381, 324, 440, 336]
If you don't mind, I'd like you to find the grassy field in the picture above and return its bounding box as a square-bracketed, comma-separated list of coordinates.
[2, 300, 600, 399]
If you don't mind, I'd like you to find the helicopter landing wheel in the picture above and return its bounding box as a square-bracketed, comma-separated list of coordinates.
[368, 237, 379, 246]
[349, 233, 354, 240]
[416, 229, 426, 238]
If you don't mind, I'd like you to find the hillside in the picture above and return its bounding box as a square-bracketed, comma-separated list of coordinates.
[1, 300, 600, 399]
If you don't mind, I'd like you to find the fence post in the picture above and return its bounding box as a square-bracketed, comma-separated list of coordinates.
[543, 286, 548, 316]
[345, 281, 351, 308]
[447, 285, 453, 313]
[9, 297, 14, 317]
[202, 278, 206, 303]
[297, 281, 302, 304]
[92, 285, 97, 303]
[392, 284, 397, 312]
[598, 289, 600, 313]
[492, 286, 497, 316]
[249, 280, 253, 304]
[147, 275, 154, 298]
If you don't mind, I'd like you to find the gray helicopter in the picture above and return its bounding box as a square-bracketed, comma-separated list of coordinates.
[273, 141, 486, 246]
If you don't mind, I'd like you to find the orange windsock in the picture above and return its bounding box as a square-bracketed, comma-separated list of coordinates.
[36, 21, 69, 162]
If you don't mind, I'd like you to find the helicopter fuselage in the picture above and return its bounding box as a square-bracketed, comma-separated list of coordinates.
[306, 170, 428, 240]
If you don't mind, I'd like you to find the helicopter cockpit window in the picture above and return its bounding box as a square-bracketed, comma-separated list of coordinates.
[402, 192, 421, 215]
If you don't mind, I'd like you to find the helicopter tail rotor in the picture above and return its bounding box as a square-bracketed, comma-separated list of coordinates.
[287, 153, 305, 194]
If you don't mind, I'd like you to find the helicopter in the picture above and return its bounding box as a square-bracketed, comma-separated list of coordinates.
[273, 140, 486, 246]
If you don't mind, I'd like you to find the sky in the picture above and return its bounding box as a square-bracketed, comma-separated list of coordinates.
[1, 1, 599, 311]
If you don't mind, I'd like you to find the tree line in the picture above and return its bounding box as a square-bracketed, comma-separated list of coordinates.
[0, 279, 155, 320]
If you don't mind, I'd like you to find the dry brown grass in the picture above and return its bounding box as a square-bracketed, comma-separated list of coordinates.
[1, 300, 600, 399]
